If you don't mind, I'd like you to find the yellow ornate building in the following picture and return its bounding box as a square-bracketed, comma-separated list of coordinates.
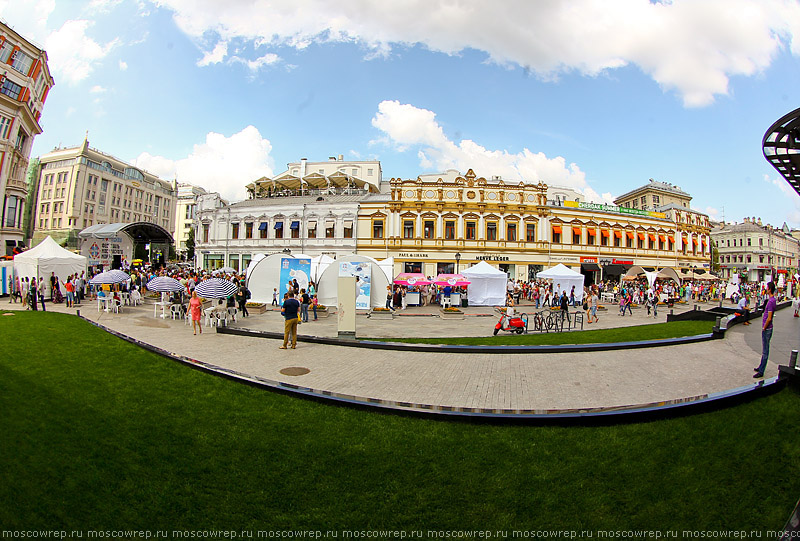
[357, 169, 711, 282]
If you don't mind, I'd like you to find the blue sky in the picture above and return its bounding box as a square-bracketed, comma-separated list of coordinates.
[4, 0, 800, 227]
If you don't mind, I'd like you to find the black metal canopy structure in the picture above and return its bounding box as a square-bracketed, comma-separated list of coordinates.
[763, 107, 800, 196]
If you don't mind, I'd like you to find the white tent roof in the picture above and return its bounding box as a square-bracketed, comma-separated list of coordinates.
[13, 236, 87, 294]
[536, 263, 583, 279]
[462, 260, 506, 278]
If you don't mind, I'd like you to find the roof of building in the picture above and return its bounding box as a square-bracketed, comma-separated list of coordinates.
[230, 194, 369, 209]
[614, 179, 692, 203]
[78, 222, 174, 243]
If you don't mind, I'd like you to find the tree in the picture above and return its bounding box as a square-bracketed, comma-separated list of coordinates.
[186, 227, 195, 262]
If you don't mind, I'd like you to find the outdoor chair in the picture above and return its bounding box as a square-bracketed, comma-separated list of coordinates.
[112, 299, 122, 314]
[215, 311, 227, 327]
[227, 307, 237, 323]
[170, 304, 182, 320]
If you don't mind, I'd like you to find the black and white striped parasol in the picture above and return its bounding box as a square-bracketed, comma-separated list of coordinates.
[146, 276, 185, 293]
[89, 269, 130, 285]
[194, 278, 238, 299]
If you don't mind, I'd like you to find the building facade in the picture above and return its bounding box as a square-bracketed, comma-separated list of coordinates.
[33, 139, 177, 249]
[711, 218, 800, 282]
[357, 170, 711, 282]
[0, 21, 54, 255]
[614, 178, 692, 211]
[175, 182, 207, 260]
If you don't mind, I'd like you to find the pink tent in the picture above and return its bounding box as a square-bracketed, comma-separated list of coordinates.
[393, 272, 431, 286]
[434, 274, 471, 287]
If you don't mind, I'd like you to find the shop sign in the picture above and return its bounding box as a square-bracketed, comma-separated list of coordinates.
[580, 257, 597, 263]
[398, 253, 429, 258]
[612, 259, 633, 265]
[476, 254, 510, 261]
[563, 200, 666, 219]
[549, 255, 580, 263]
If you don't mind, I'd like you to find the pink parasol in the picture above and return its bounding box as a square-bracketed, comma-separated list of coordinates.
[393, 272, 432, 286]
[433, 273, 471, 287]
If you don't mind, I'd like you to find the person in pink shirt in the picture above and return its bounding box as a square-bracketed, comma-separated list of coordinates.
[189, 291, 203, 335]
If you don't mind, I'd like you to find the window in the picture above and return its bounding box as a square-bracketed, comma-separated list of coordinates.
[291, 221, 300, 239]
[373, 220, 384, 239]
[613, 232, 621, 248]
[507, 223, 517, 242]
[486, 222, 497, 241]
[307, 221, 317, 239]
[653, 195, 660, 205]
[231, 223, 239, 239]
[747, 238, 751, 246]
[0, 41, 13, 63]
[464, 222, 475, 240]
[445, 220, 456, 240]
[553, 227, 562, 244]
[325, 221, 335, 238]
[0, 115, 11, 139]
[203, 224, 209, 243]
[423, 220, 435, 239]
[367, 168, 374, 176]
[573, 229, 581, 245]
[0, 78, 22, 100]
[275, 221, 284, 239]
[343, 220, 353, 238]
[10, 50, 33, 75]
[526, 223, 536, 242]
[403, 220, 414, 239]
[245, 222, 253, 239]
[640, 196, 647, 206]
[5, 195, 18, 228]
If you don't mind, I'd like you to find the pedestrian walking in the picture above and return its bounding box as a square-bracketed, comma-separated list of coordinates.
[280, 291, 301, 349]
[754, 282, 777, 378]
[189, 291, 203, 335]
[300, 288, 310, 322]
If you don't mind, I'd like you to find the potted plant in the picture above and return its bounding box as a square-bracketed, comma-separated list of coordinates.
[369, 307, 395, 319]
[246, 302, 267, 314]
[439, 306, 465, 320]
[314, 303, 330, 319]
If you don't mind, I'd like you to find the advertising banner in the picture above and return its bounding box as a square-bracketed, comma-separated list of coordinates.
[339, 261, 372, 309]
[279, 257, 311, 296]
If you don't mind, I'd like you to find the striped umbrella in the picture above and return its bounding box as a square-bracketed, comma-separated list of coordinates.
[146, 276, 184, 293]
[194, 278, 238, 299]
[89, 269, 130, 285]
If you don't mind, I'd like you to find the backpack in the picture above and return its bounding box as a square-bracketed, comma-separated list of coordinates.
[245, 288, 251, 300]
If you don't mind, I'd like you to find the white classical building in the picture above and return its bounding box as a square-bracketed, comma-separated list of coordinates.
[711, 217, 800, 282]
[174, 182, 207, 260]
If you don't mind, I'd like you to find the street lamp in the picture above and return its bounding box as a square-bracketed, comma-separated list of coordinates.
[455, 252, 461, 273]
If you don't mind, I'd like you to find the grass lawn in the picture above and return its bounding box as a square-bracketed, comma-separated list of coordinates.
[368, 320, 716, 345]
[1, 310, 799, 533]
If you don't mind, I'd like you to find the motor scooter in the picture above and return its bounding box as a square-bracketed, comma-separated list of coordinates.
[494, 308, 528, 335]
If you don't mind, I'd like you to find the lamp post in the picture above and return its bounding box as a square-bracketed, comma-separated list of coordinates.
[455, 252, 461, 274]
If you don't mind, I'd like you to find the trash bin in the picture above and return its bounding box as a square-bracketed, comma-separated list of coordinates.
[462, 297, 468, 307]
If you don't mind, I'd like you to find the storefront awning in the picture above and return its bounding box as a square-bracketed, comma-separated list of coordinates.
[692, 238, 698, 245]
[588, 228, 596, 236]
[290, 221, 300, 230]
[626, 231, 634, 239]
[274, 222, 283, 229]
[582, 263, 601, 271]
[258, 222, 268, 230]
[659, 235, 666, 242]
[601, 230, 610, 237]
[648, 234, 656, 242]
[344, 220, 353, 228]
[637, 232, 645, 240]
[307, 220, 316, 228]
[668, 235, 675, 243]
[552, 225, 562, 234]
[572, 227, 582, 235]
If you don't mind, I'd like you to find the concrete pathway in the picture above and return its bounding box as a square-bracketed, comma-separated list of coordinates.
[4, 296, 797, 413]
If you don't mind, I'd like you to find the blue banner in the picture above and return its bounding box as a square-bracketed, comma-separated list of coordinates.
[279, 257, 311, 302]
[339, 261, 371, 310]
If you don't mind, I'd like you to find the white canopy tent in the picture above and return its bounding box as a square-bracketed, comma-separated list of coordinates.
[310, 254, 335, 282]
[246, 253, 298, 304]
[245, 253, 267, 280]
[13, 236, 87, 297]
[536, 263, 586, 302]
[316, 254, 391, 309]
[461, 261, 507, 306]
[377, 257, 394, 283]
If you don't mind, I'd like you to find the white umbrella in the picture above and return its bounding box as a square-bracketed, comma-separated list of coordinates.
[146, 276, 185, 293]
[195, 278, 238, 299]
[218, 266, 236, 274]
[90, 269, 130, 285]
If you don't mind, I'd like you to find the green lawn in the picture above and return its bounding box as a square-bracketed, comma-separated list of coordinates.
[1, 310, 798, 533]
[368, 320, 716, 345]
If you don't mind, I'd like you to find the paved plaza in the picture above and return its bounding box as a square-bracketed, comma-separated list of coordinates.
[5, 296, 798, 413]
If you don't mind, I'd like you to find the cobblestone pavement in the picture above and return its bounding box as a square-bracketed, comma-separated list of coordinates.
[4, 296, 797, 412]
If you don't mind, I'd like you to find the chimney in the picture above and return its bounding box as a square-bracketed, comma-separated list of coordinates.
[300, 158, 307, 178]
[338, 154, 344, 161]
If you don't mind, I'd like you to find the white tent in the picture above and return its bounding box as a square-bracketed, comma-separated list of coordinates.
[13, 236, 87, 298]
[536, 263, 586, 302]
[310, 254, 335, 282]
[377, 257, 394, 283]
[245, 253, 267, 280]
[316, 254, 391, 309]
[461, 261, 507, 306]
[246, 253, 296, 304]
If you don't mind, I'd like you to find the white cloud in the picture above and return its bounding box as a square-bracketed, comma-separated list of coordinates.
[90, 85, 106, 93]
[372, 100, 611, 202]
[197, 39, 228, 67]
[133, 125, 274, 202]
[118, 60, 128, 71]
[0, 0, 55, 43]
[230, 52, 281, 72]
[44, 19, 119, 85]
[154, 0, 800, 106]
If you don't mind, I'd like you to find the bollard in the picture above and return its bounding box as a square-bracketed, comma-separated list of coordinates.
[790, 350, 798, 369]
[76, 309, 80, 318]
[670, 309, 674, 316]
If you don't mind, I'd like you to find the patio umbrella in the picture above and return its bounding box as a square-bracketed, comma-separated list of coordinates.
[146, 276, 185, 293]
[393, 272, 431, 286]
[89, 269, 130, 285]
[218, 266, 236, 274]
[433, 273, 471, 287]
[195, 278, 238, 299]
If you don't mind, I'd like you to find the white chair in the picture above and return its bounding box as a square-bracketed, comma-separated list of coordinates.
[170, 304, 182, 320]
[441, 296, 452, 308]
[215, 311, 227, 327]
[112, 299, 122, 313]
[227, 307, 237, 323]
[130, 290, 141, 306]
